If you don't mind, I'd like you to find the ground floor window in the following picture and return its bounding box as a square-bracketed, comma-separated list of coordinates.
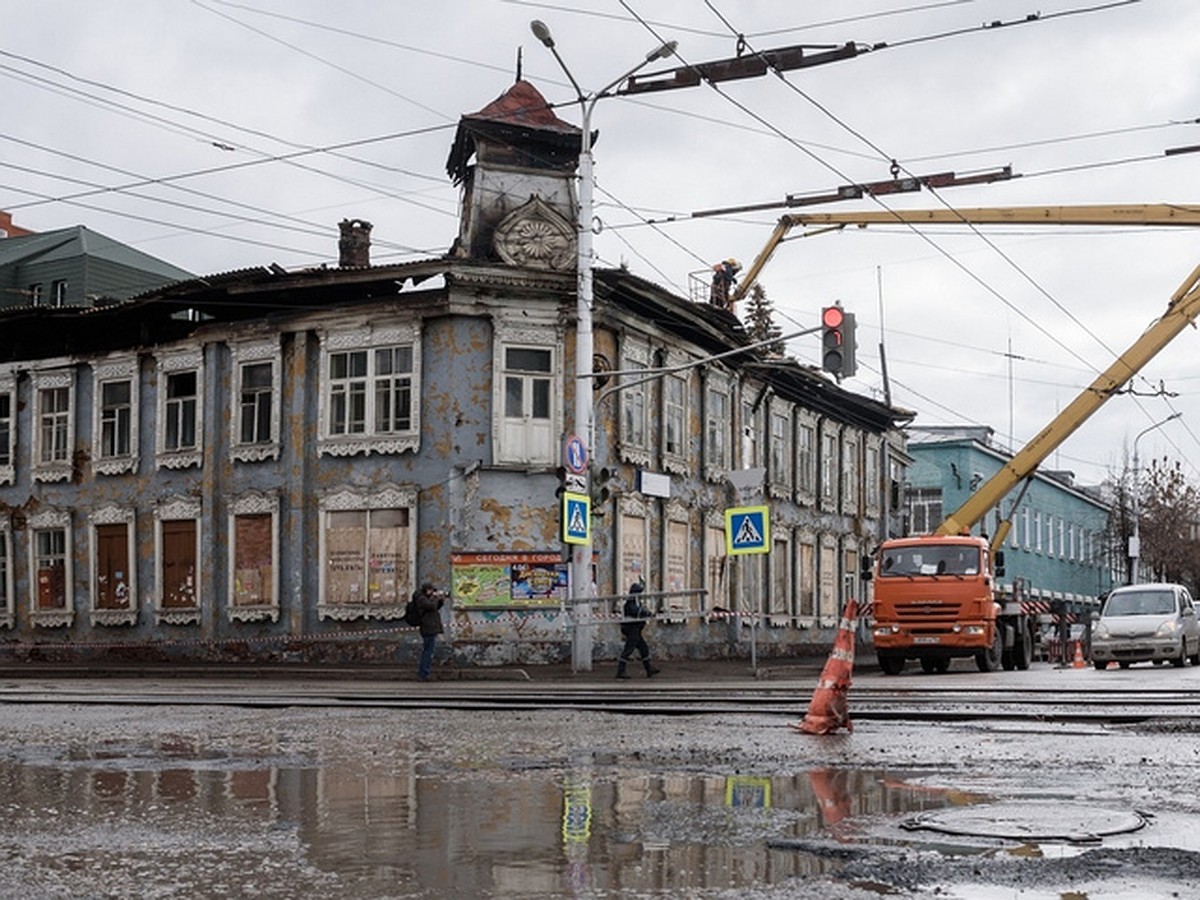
[704, 518, 728, 615]
[319, 486, 416, 621]
[0, 525, 10, 628]
[156, 496, 201, 625]
[90, 507, 137, 627]
[229, 493, 279, 623]
[797, 538, 815, 618]
[819, 541, 838, 622]
[27, 507, 73, 628]
[770, 536, 790, 620]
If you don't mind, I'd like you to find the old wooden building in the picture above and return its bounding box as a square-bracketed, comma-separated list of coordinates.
[0, 80, 908, 669]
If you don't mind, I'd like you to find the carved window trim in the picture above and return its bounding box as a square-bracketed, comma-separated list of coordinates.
[155, 348, 205, 471]
[317, 484, 418, 622]
[154, 495, 201, 625]
[88, 505, 137, 627]
[0, 519, 12, 629]
[617, 336, 652, 467]
[795, 413, 817, 505]
[702, 369, 732, 482]
[768, 396, 793, 499]
[227, 491, 280, 623]
[230, 340, 282, 464]
[0, 370, 14, 486]
[492, 316, 562, 467]
[31, 367, 75, 484]
[27, 506, 74, 628]
[92, 355, 140, 477]
[660, 348, 691, 476]
[317, 324, 421, 458]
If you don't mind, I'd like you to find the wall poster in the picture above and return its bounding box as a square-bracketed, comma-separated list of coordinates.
[451, 551, 567, 608]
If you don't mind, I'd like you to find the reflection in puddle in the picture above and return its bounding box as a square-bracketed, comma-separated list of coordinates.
[0, 737, 980, 896]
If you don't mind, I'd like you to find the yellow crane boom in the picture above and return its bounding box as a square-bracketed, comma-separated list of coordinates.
[729, 201, 1200, 536]
[730, 203, 1200, 306]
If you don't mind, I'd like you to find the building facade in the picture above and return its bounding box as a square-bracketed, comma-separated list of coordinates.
[0, 81, 908, 668]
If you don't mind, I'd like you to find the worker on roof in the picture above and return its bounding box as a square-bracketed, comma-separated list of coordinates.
[709, 258, 741, 311]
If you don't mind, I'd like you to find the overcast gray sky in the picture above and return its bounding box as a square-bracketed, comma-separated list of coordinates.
[5, 0, 1200, 487]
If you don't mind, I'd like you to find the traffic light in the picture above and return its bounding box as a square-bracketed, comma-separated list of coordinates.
[590, 465, 614, 516]
[554, 466, 568, 500]
[820, 304, 857, 379]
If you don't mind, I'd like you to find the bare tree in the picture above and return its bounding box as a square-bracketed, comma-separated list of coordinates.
[1139, 456, 1200, 590]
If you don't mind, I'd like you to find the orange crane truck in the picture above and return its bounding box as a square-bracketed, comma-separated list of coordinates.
[732, 203, 1200, 673]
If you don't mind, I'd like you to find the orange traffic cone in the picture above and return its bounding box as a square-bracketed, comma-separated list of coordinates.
[1072, 639, 1086, 669]
[794, 597, 858, 735]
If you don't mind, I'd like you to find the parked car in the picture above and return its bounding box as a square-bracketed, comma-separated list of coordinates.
[1090, 583, 1200, 670]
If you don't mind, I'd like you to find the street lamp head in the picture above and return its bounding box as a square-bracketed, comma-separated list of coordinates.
[647, 40, 678, 62]
[530, 20, 555, 48]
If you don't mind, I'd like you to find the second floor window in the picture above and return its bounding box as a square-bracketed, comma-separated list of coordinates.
[500, 346, 553, 465]
[239, 362, 273, 444]
[328, 346, 413, 437]
[797, 422, 815, 494]
[38, 387, 70, 464]
[664, 374, 686, 461]
[164, 371, 198, 452]
[821, 430, 838, 503]
[705, 380, 729, 476]
[100, 379, 133, 458]
[0, 390, 10, 468]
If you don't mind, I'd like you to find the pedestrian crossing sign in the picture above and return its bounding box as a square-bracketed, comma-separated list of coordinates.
[562, 491, 591, 545]
[725, 505, 769, 555]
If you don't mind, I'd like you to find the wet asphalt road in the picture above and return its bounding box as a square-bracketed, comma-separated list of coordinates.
[0, 658, 1197, 898]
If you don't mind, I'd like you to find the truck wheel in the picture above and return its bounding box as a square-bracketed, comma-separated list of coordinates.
[1014, 625, 1033, 670]
[975, 629, 1002, 673]
[878, 653, 905, 676]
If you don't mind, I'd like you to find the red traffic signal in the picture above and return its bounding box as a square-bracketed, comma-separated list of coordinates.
[820, 304, 856, 379]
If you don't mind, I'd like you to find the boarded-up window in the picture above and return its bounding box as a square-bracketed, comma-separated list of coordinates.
[797, 540, 815, 617]
[819, 543, 838, 620]
[705, 525, 728, 612]
[324, 508, 410, 606]
[233, 514, 272, 607]
[619, 513, 646, 594]
[95, 523, 130, 610]
[161, 519, 197, 609]
[771, 537, 790, 616]
[665, 519, 689, 614]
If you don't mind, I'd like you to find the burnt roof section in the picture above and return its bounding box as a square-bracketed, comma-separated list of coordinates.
[447, 80, 582, 185]
[596, 266, 909, 433]
[0, 259, 449, 364]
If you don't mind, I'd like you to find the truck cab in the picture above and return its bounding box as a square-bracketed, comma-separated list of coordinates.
[870, 535, 1005, 674]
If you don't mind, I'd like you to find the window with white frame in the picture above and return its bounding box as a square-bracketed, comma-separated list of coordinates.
[229, 492, 280, 622]
[796, 536, 816, 617]
[156, 349, 204, 469]
[93, 357, 139, 476]
[662, 371, 688, 473]
[319, 485, 417, 620]
[1023, 507, 1031, 550]
[842, 431, 860, 514]
[704, 512, 728, 613]
[52, 279, 68, 306]
[909, 488, 943, 535]
[741, 395, 760, 469]
[768, 398, 791, 497]
[320, 325, 420, 457]
[1059, 518, 1066, 559]
[704, 372, 731, 480]
[663, 502, 691, 618]
[32, 368, 74, 483]
[865, 439, 881, 514]
[1034, 511, 1043, 553]
[28, 506, 73, 628]
[231, 341, 281, 463]
[155, 495, 201, 625]
[770, 534, 790, 619]
[619, 338, 651, 466]
[796, 419, 815, 497]
[820, 427, 838, 506]
[0, 372, 13, 485]
[89, 506, 136, 626]
[499, 345, 554, 465]
[0, 521, 11, 628]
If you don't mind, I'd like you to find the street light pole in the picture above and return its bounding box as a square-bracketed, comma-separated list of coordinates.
[1129, 411, 1182, 583]
[531, 21, 677, 672]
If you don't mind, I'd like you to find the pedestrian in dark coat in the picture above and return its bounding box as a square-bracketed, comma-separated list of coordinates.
[414, 583, 445, 682]
[617, 583, 661, 679]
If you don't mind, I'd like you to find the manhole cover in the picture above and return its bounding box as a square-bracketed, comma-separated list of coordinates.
[902, 802, 1149, 843]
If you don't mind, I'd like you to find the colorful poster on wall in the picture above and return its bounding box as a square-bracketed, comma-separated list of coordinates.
[451, 552, 567, 608]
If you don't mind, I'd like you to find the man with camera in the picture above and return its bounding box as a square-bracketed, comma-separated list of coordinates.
[413, 583, 446, 682]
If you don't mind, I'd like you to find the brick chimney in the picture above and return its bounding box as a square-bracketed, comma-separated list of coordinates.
[338, 218, 372, 267]
[0, 210, 33, 239]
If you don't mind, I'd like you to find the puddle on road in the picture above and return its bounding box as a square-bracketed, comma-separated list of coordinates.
[0, 735, 983, 897]
[0, 734, 1193, 897]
